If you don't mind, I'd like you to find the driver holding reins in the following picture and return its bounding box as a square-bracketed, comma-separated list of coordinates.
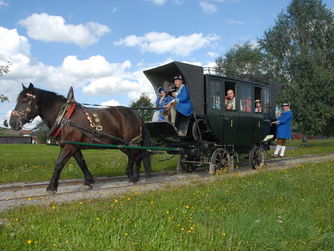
[165, 75, 193, 127]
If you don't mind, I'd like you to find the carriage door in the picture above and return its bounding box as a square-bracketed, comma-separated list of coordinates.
[206, 76, 224, 142]
[253, 86, 264, 143]
[237, 84, 254, 146]
[223, 81, 238, 145]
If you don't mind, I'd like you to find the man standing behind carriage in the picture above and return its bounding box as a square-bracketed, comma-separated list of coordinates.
[271, 102, 293, 158]
[165, 75, 193, 130]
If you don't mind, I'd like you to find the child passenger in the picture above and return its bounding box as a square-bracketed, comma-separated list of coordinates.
[156, 88, 172, 121]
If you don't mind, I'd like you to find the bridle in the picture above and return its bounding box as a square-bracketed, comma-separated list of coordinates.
[11, 93, 39, 124]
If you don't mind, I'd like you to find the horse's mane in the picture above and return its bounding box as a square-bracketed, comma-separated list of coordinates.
[18, 86, 66, 106]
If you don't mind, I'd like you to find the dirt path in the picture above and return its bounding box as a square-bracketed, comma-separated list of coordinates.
[1, 153, 333, 212]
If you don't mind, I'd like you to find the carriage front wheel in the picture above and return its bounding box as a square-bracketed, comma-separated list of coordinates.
[209, 148, 234, 175]
[249, 146, 265, 169]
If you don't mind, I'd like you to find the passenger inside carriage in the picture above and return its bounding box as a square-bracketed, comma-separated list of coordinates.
[225, 89, 236, 110]
[255, 99, 262, 112]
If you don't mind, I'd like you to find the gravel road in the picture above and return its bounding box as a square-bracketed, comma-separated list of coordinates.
[0, 153, 333, 212]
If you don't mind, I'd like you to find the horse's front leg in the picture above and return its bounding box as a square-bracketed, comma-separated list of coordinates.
[47, 146, 75, 194]
[73, 150, 94, 190]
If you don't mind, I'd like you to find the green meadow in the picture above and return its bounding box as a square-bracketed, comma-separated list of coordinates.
[0, 139, 333, 184]
[0, 160, 333, 250]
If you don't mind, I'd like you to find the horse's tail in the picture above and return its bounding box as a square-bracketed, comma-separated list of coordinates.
[141, 120, 152, 177]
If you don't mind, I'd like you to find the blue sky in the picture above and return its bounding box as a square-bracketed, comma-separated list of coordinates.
[0, 0, 333, 128]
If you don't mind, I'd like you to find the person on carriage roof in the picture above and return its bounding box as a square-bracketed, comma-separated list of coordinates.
[165, 74, 193, 125]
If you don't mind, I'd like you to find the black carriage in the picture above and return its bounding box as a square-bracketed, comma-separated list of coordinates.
[144, 61, 281, 172]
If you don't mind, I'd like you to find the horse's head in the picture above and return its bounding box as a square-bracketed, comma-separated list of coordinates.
[9, 83, 40, 130]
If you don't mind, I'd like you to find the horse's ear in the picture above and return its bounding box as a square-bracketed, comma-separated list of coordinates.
[28, 83, 34, 90]
[22, 83, 27, 90]
[66, 86, 75, 102]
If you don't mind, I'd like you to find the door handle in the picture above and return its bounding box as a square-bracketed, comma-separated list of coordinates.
[231, 120, 233, 127]
[258, 121, 261, 128]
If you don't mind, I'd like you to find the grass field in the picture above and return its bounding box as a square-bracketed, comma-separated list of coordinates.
[0, 160, 333, 250]
[0, 144, 177, 184]
[0, 139, 333, 184]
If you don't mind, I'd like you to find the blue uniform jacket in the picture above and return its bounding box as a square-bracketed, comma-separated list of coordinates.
[174, 85, 193, 116]
[156, 96, 172, 121]
[276, 110, 293, 139]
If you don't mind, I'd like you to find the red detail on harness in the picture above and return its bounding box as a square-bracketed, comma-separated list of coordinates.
[51, 103, 77, 138]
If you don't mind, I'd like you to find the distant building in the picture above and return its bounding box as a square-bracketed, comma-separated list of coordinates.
[0, 135, 32, 144]
[0, 127, 34, 144]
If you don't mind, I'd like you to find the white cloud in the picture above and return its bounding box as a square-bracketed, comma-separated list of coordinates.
[199, 1, 217, 14]
[146, 0, 167, 5]
[83, 76, 138, 95]
[0, 1, 8, 7]
[19, 13, 110, 48]
[100, 99, 121, 106]
[207, 51, 219, 58]
[227, 19, 244, 25]
[115, 32, 219, 56]
[0, 27, 30, 59]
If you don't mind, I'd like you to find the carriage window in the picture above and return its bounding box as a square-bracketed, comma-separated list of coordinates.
[210, 79, 221, 110]
[263, 89, 270, 113]
[254, 87, 262, 113]
[225, 81, 236, 111]
[239, 85, 252, 112]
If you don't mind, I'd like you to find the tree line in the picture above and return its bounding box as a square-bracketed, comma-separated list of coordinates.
[215, 0, 334, 138]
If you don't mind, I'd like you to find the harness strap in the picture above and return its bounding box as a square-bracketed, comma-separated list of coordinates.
[48, 103, 77, 138]
[66, 121, 128, 145]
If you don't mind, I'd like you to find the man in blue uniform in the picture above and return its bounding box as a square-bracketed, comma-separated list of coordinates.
[271, 102, 293, 158]
[166, 75, 192, 121]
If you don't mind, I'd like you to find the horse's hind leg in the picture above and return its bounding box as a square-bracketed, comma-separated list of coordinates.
[73, 150, 94, 189]
[47, 146, 75, 194]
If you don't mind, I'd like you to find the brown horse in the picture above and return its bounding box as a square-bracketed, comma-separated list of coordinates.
[9, 83, 152, 193]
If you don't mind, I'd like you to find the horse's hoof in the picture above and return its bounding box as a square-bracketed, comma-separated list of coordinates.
[81, 183, 93, 191]
[87, 179, 95, 184]
[46, 189, 57, 195]
[46, 185, 57, 195]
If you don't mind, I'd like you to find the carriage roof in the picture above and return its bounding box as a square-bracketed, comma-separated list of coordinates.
[143, 61, 281, 117]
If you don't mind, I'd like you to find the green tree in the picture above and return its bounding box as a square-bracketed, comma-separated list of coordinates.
[31, 120, 49, 144]
[0, 62, 10, 103]
[129, 93, 154, 122]
[215, 42, 266, 78]
[259, 0, 334, 137]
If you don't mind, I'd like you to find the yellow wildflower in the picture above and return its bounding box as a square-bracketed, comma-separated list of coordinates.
[27, 240, 32, 244]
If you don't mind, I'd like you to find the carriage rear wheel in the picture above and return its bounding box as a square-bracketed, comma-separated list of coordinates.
[209, 148, 234, 174]
[249, 146, 265, 169]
